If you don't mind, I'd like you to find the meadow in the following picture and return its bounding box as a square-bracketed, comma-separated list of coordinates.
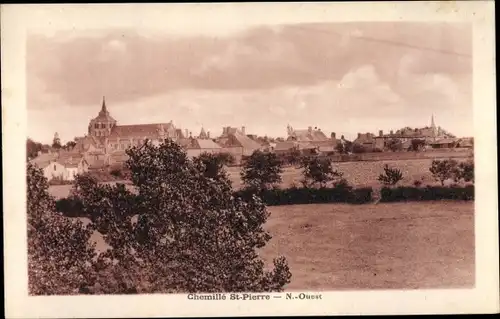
[79, 201, 475, 290]
[48, 158, 458, 199]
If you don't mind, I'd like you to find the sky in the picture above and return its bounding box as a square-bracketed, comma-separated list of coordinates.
[26, 21, 472, 144]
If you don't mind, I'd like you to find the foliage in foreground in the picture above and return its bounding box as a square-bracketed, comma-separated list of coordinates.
[48, 140, 292, 294]
[27, 163, 96, 295]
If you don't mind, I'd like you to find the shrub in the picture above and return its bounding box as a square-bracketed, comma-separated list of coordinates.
[352, 143, 366, 154]
[241, 150, 284, 191]
[27, 163, 96, 295]
[409, 139, 426, 152]
[380, 185, 474, 202]
[73, 139, 291, 293]
[387, 139, 403, 152]
[455, 160, 474, 183]
[377, 164, 403, 186]
[413, 180, 423, 187]
[429, 159, 459, 186]
[235, 186, 373, 205]
[300, 156, 344, 188]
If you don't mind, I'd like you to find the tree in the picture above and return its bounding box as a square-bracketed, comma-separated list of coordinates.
[409, 139, 426, 152]
[387, 139, 403, 152]
[454, 160, 474, 183]
[429, 159, 459, 186]
[335, 141, 352, 154]
[27, 138, 43, 159]
[216, 152, 236, 166]
[27, 163, 96, 295]
[241, 150, 284, 191]
[195, 152, 230, 180]
[377, 164, 403, 186]
[73, 140, 291, 293]
[63, 141, 77, 151]
[286, 149, 302, 166]
[300, 156, 344, 188]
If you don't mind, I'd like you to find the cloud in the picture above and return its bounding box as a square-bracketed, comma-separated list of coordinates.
[26, 22, 473, 142]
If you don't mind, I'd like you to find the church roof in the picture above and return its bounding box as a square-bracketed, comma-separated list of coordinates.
[187, 138, 222, 149]
[108, 123, 175, 138]
[289, 129, 329, 142]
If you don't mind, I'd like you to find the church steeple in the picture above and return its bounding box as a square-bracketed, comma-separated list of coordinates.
[431, 114, 436, 129]
[101, 96, 107, 114]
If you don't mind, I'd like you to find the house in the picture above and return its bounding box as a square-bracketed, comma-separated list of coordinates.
[429, 138, 459, 149]
[286, 125, 329, 143]
[353, 133, 380, 151]
[456, 137, 474, 148]
[30, 153, 67, 181]
[57, 152, 90, 180]
[216, 126, 263, 162]
[185, 138, 223, 158]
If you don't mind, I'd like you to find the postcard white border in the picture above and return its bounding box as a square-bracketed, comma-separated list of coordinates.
[2, 2, 498, 317]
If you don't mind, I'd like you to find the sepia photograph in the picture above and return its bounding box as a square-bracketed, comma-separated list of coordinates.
[2, 2, 498, 317]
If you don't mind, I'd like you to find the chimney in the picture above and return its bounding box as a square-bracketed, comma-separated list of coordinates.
[357, 133, 361, 139]
[241, 126, 246, 135]
[331, 132, 336, 139]
[185, 129, 189, 138]
[308, 126, 312, 133]
[379, 130, 383, 137]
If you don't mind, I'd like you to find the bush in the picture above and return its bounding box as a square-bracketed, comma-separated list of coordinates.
[455, 160, 474, 183]
[235, 186, 373, 205]
[352, 143, 367, 154]
[380, 185, 474, 202]
[241, 150, 284, 191]
[377, 164, 403, 186]
[429, 159, 459, 186]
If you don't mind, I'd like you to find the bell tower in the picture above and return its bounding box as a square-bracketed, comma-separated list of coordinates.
[89, 96, 117, 138]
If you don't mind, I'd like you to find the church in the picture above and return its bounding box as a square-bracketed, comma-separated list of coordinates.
[71, 97, 185, 167]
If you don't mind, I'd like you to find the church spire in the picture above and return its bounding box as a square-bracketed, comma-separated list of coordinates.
[431, 114, 436, 128]
[101, 96, 107, 113]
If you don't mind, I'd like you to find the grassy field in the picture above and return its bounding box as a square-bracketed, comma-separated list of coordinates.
[49, 158, 462, 199]
[79, 201, 474, 290]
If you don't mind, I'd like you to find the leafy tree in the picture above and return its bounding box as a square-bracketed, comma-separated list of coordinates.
[386, 138, 403, 152]
[286, 149, 302, 166]
[335, 141, 353, 154]
[454, 160, 474, 183]
[300, 156, 344, 188]
[241, 150, 284, 191]
[196, 152, 230, 180]
[377, 164, 403, 186]
[73, 140, 291, 293]
[63, 141, 77, 151]
[27, 138, 43, 160]
[409, 139, 426, 152]
[27, 163, 96, 295]
[429, 159, 459, 186]
[216, 152, 236, 166]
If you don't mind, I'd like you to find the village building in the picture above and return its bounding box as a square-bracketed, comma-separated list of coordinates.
[30, 151, 89, 181]
[283, 125, 338, 154]
[215, 126, 262, 162]
[354, 115, 456, 151]
[185, 138, 223, 158]
[70, 97, 185, 168]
